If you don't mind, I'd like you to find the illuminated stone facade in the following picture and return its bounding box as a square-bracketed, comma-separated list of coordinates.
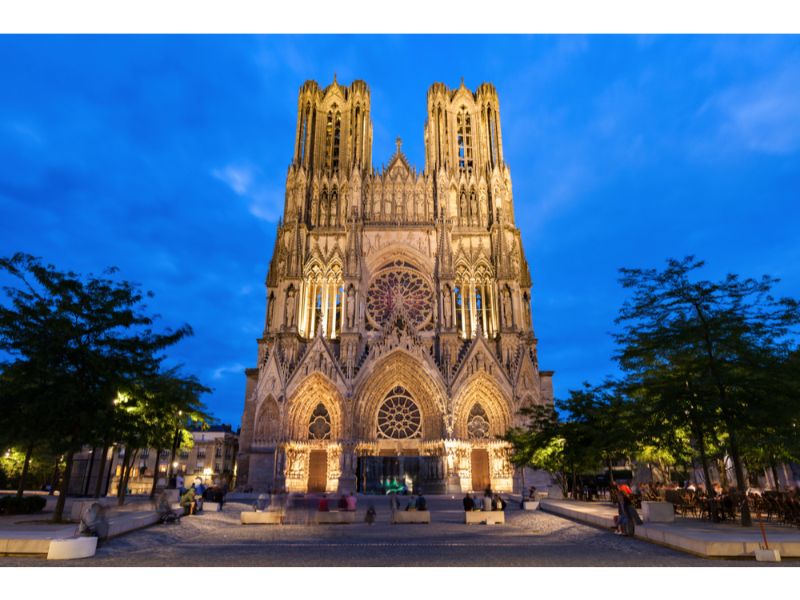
[237, 77, 554, 494]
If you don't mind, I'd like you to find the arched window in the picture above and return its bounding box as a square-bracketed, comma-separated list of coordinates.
[332, 112, 341, 171]
[324, 111, 334, 170]
[308, 403, 332, 440]
[467, 403, 490, 439]
[457, 108, 473, 171]
[377, 387, 422, 439]
[255, 398, 280, 443]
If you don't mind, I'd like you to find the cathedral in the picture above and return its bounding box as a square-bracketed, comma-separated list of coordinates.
[237, 77, 553, 495]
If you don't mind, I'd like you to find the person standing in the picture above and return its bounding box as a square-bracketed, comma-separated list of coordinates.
[463, 492, 474, 511]
[365, 505, 376, 525]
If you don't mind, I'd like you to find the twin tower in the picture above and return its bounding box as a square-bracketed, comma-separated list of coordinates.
[238, 77, 553, 496]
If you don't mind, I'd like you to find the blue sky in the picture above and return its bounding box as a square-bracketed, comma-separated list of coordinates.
[1, 35, 799, 428]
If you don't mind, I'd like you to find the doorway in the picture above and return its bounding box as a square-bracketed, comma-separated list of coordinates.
[307, 449, 327, 492]
[471, 448, 490, 492]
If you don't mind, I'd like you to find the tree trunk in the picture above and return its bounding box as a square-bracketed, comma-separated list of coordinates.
[16, 443, 34, 499]
[52, 450, 75, 523]
[150, 448, 162, 499]
[104, 447, 115, 496]
[695, 428, 714, 498]
[93, 444, 109, 498]
[82, 447, 97, 496]
[118, 449, 139, 506]
[116, 448, 131, 503]
[167, 426, 180, 488]
[49, 455, 61, 496]
[726, 430, 752, 526]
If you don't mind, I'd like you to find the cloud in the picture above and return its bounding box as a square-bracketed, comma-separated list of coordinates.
[211, 362, 247, 381]
[699, 62, 800, 155]
[212, 163, 283, 222]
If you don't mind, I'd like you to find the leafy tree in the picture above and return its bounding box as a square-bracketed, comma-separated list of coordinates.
[615, 256, 800, 525]
[0, 254, 195, 521]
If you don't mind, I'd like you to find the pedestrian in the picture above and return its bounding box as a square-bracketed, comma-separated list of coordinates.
[365, 505, 376, 525]
[415, 492, 427, 511]
[318, 494, 329, 512]
[390, 492, 400, 523]
[463, 492, 474, 511]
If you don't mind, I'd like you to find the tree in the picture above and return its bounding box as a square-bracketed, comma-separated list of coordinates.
[615, 256, 800, 526]
[0, 254, 195, 521]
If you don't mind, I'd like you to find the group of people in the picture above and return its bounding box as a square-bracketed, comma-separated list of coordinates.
[177, 477, 228, 516]
[317, 492, 358, 512]
[463, 489, 507, 512]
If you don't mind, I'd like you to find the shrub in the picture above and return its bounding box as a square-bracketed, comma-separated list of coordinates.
[0, 495, 47, 515]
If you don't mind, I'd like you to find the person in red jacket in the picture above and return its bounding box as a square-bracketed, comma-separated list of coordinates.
[318, 494, 329, 512]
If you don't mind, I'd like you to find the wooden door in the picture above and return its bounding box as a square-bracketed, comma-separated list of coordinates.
[471, 448, 490, 492]
[307, 450, 328, 493]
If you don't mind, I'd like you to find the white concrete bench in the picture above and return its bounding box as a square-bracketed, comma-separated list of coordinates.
[641, 501, 675, 523]
[240, 510, 283, 525]
[465, 510, 505, 524]
[202, 501, 222, 512]
[315, 510, 357, 524]
[105, 511, 162, 538]
[47, 537, 98, 560]
[392, 510, 430, 524]
[522, 501, 540, 511]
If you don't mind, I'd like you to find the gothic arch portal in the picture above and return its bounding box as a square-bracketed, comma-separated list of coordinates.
[286, 373, 344, 440]
[253, 395, 281, 445]
[452, 373, 512, 439]
[354, 350, 446, 440]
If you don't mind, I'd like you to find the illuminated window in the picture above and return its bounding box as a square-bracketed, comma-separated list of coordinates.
[456, 109, 473, 171]
[308, 404, 332, 440]
[467, 404, 490, 439]
[377, 387, 421, 439]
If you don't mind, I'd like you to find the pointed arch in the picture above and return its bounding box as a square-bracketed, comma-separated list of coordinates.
[286, 373, 343, 440]
[354, 350, 446, 440]
[254, 395, 281, 444]
[453, 372, 512, 439]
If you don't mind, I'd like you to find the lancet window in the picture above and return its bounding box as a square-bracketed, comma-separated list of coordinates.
[454, 264, 499, 339]
[456, 108, 474, 172]
[298, 262, 344, 339]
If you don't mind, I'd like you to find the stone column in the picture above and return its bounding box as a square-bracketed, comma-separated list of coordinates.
[274, 445, 287, 493]
[444, 441, 462, 494]
[337, 441, 358, 494]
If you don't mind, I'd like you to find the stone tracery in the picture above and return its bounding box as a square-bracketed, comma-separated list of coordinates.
[239, 77, 553, 495]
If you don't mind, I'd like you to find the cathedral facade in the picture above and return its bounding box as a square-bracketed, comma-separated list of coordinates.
[237, 77, 553, 494]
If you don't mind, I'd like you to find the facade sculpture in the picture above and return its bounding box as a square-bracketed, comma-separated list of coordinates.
[237, 77, 554, 494]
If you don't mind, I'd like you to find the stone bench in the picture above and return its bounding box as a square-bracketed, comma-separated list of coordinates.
[641, 501, 675, 523]
[240, 510, 284, 525]
[202, 501, 222, 512]
[465, 510, 505, 524]
[315, 510, 357, 524]
[522, 501, 540, 511]
[105, 511, 162, 538]
[392, 510, 430, 524]
[47, 536, 98, 560]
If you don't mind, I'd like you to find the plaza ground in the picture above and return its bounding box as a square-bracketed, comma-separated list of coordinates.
[1, 495, 797, 567]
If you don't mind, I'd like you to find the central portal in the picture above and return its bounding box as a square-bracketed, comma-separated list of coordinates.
[356, 454, 446, 494]
[307, 449, 327, 492]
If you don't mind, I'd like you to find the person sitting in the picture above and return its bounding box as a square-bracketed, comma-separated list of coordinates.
[337, 494, 348, 511]
[346, 492, 357, 511]
[155, 491, 180, 524]
[179, 487, 197, 516]
[405, 495, 418, 511]
[482, 490, 493, 511]
[415, 493, 427, 511]
[463, 493, 474, 511]
[493, 494, 506, 511]
[528, 486, 537, 500]
[365, 505, 376, 525]
[318, 494, 330, 512]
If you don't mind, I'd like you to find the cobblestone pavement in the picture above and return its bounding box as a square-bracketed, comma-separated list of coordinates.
[1, 498, 796, 567]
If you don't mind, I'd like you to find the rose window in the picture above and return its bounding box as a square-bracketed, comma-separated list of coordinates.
[308, 403, 331, 440]
[377, 387, 422, 439]
[467, 403, 490, 439]
[366, 264, 433, 329]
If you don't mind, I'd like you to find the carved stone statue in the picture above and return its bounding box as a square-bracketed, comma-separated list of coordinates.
[285, 288, 296, 326]
[346, 287, 355, 327]
[502, 289, 512, 327]
[442, 288, 452, 327]
[267, 294, 275, 326]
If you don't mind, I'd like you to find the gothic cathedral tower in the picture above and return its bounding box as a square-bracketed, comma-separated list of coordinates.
[237, 78, 553, 494]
